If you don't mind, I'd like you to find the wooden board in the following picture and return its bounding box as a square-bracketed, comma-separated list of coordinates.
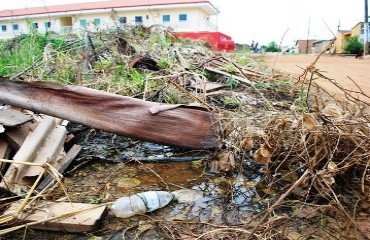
[4, 201, 106, 232]
[0, 108, 33, 127]
[0, 138, 9, 159]
[4, 122, 38, 151]
[0, 117, 66, 194]
[37, 144, 82, 190]
[191, 81, 225, 92]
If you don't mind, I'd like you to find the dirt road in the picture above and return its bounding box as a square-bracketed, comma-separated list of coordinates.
[264, 54, 370, 100]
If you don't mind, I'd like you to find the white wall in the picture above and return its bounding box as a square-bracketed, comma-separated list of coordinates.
[0, 5, 217, 39]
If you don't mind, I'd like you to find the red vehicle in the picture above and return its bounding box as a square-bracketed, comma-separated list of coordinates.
[175, 31, 235, 52]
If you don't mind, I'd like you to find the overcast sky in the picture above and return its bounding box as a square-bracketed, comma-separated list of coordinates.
[0, 0, 366, 45]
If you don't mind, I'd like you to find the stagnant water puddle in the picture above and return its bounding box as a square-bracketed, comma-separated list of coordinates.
[10, 125, 263, 239]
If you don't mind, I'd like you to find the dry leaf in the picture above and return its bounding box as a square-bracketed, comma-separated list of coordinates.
[219, 151, 235, 171]
[317, 170, 335, 186]
[260, 142, 273, 158]
[242, 138, 254, 150]
[253, 148, 271, 164]
[303, 113, 318, 132]
[327, 161, 338, 173]
[322, 103, 343, 118]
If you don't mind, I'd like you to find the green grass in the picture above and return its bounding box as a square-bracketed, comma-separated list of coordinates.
[0, 33, 68, 77]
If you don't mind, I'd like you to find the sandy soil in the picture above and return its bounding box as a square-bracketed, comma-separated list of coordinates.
[264, 54, 370, 101]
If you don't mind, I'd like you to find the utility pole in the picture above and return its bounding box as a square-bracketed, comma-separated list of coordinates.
[365, 0, 369, 56]
[306, 16, 311, 54]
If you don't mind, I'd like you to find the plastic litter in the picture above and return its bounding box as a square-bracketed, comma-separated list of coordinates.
[111, 191, 174, 218]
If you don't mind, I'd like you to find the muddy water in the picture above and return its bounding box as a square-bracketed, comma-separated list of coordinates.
[13, 126, 262, 239]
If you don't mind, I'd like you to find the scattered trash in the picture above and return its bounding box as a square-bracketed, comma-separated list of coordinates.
[3, 201, 106, 233]
[0, 26, 368, 239]
[111, 191, 174, 218]
[172, 189, 204, 203]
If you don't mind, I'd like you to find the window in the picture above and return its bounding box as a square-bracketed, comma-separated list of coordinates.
[31, 22, 38, 29]
[1, 25, 7, 32]
[119, 17, 127, 24]
[44, 21, 51, 29]
[162, 14, 170, 23]
[80, 19, 87, 28]
[179, 14, 187, 22]
[93, 18, 101, 26]
[12, 23, 19, 31]
[135, 16, 143, 23]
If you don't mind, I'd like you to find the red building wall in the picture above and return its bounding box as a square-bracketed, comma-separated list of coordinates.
[175, 32, 235, 52]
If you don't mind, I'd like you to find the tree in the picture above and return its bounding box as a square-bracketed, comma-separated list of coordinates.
[344, 37, 364, 54]
[265, 41, 280, 52]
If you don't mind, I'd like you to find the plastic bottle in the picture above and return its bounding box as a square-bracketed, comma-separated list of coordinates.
[111, 191, 174, 218]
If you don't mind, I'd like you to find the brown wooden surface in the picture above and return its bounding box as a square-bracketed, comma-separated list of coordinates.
[191, 81, 225, 92]
[37, 144, 82, 190]
[4, 122, 38, 151]
[0, 79, 222, 149]
[4, 201, 106, 232]
[0, 116, 65, 194]
[0, 138, 9, 159]
[0, 108, 33, 127]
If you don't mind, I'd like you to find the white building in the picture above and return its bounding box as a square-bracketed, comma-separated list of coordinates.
[0, 0, 220, 39]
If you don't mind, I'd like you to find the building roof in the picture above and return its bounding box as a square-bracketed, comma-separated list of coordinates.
[313, 39, 331, 44]
[295, 39, 316, 45]
[352, 22, 364, 30]
[0, 0, 217, 19]
[338, 30, 351, 33]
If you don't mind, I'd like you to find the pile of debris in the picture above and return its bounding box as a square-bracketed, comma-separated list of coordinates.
[0, 26, 369, 239]
[0, 106, 107, 233]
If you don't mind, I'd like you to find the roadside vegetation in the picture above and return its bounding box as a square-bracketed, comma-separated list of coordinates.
[1, 27, 370, 239]
[344, 36, 364, 54]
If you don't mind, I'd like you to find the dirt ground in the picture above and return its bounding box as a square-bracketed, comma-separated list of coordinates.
[264, 54, 370, 101]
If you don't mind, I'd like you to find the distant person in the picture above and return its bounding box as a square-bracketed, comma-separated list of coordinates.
[254, 42, 259, 52]
[250, 40, 255, 53]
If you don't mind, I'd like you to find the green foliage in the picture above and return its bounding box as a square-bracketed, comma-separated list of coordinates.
[0, 33, 66, 77]
[163, 87, 180, 104]
[344, 37, 363, 54]
[157, 57, 171, 69]
[265, 41, 281, 52]
[221, 63, 237, 74]
[226, 76, 239, 89]
[254, 77, 291, 94]
[223, 95, 241, 110]
[293, 88, 308, 112]
[202, 70, 218, 81]
[237, 55, 251, 66]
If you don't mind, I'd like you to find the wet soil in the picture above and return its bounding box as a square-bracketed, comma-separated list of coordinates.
[5, 124, 262, 240]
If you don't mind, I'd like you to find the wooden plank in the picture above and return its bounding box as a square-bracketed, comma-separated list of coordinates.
[191, 81, 225, 92]
[0, 138, 9, 159]
[204, 66, 252, 85]
[37, 144, 82, 190]
[4, 201, 106, 232]
[0, 117, 61, 194]
[0, 138, 10, 176]
[0, 108, 33, 127]
[22, 125, 67, 178]
[0, 79, 222, 149]
[4, 122, 38, 151]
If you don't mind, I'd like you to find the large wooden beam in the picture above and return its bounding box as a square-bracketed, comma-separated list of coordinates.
[0, 79, 222, 149]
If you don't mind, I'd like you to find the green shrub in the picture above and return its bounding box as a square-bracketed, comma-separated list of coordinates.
[344, 37, 363, 54]
[265, 41, 280, 52]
